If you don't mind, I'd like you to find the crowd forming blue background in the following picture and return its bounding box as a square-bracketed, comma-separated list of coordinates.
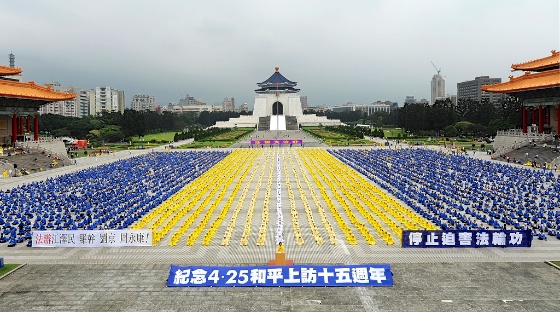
[0, 151, 229, 246]
[329, 148, 560, 241]
[1, 148, 559, 247]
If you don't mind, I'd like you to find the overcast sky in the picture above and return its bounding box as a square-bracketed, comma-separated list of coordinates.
[2, 1, 558, 109]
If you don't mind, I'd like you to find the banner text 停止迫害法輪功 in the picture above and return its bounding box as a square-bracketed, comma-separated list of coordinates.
[402, 230, 531, 248]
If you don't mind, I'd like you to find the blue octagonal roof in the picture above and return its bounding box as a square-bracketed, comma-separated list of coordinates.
[255, 67, 300, 93]
[257, 67, 297, 87]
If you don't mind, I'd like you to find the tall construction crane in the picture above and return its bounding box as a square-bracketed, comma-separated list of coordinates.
[431, 61, 441, 75]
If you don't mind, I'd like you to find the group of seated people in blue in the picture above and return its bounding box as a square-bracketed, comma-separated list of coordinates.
[3, 146, 559, 248]
[329, 147, 560, 241]
[0, 151, 229, 247]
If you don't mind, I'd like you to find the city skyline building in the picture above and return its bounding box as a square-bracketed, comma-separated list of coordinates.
[330, 101, 394, 115]
[431, 74, 445, 105]
[238, 102, 248, 113]
[78, 89, 93, 117]
[38, 83, 82, 118]
[131, 94, 156, 111]
[404, 96, 429, 105]
[434, 94, 458, 106]
[222, 97, 235, 112]
[300, 96, 308, 111]
[7, 53, 480, 117]
[457, 76, 503, 103]
[162, 103, 223, 114]
[91, 86, 125, 115]
[404, 96, 416, 104]
[178, 94, 202, 106]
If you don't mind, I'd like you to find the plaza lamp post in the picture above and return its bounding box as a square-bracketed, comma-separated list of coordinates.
[276, 83, 279, 139]
[275, 84, 279, 140]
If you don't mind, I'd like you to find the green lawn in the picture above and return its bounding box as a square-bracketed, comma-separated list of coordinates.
[551, 261, 560, 267]
[178, 141, 232, 149]
[383, 128, 406, 138]
[401, 137, 492, 149]
[206, 128, 253, 141]
[303, 127, 377, 146]
[326, 139, 374, 146]
[69, 145, 146, 158]
[303, 127, 353, 139]
[133, 132, 177, 143]
[0, 264, 21, 277]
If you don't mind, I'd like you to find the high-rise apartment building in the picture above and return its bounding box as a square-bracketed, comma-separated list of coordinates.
[431, 74, 445, 105]
[300, 96, 308, 110]
[79, 90, 93, 117]
[131, 94, 156, 111]
[222, 97, 235, 112]
[179, 94, 198, 106]
[38, 83, 82, 117]
[457, 76, 503, 103]
[91, 86, 125, 115]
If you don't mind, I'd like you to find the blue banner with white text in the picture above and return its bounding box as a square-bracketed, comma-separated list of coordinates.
[167, 264, 393, 287]
[402, 230, 532, 248]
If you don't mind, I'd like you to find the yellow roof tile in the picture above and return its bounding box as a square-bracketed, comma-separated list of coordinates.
[0, 65, 23, 76]
[511, 50, 560, 71]
[0, 79, 76, 101]
[482, 69, 560, 93]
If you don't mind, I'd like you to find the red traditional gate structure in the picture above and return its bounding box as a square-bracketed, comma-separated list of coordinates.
[482, 50, 560, 134]
[0, 64, 75, 145]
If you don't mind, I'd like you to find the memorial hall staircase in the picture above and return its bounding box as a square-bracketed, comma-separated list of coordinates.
[285, 116, 299, 130]
[258, 117, 270, 131]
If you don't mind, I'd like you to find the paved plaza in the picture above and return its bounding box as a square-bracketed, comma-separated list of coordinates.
[1, 131, 560, 311]
[0, 262, 558, 312]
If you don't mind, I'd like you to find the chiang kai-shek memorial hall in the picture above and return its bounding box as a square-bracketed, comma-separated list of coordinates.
[214, 67, 341, 130]
[0, 59, 75, 145]
[253, 66, 304, 119]
[482, 50, 560, 135]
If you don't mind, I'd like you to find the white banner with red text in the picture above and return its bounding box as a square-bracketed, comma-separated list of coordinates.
[32, 230, 152, 247]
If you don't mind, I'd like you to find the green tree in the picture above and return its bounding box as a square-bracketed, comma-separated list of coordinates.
[454, 121, 476, 137]
[430, 98, 456, 132]
[121, 109, 146, 138]
[99, 125, 124, 143]
[488, 117, 514, 133]
[442, 125, 458, 137]
[369, 111, 389, 127]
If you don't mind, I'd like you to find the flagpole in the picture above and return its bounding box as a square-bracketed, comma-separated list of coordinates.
[276, 82, 279, 140]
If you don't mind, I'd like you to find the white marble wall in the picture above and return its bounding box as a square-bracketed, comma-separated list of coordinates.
[253, 94, 303, 117]
[213, 115, 259, 128]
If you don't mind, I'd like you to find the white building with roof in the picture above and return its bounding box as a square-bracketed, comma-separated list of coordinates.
[213, 67, 340, 129]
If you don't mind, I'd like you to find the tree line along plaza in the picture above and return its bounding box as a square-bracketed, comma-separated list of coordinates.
[0, 52, 559, 289]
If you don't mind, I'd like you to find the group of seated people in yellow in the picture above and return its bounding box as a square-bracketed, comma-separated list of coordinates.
[256, 163, 273, 246]
[221, 151, 261, 246]
[203, 153, 256, 246]
[240, 154, 270, 246]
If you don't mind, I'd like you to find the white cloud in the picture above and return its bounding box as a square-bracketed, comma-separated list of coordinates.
[1, 0, 558, 108]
